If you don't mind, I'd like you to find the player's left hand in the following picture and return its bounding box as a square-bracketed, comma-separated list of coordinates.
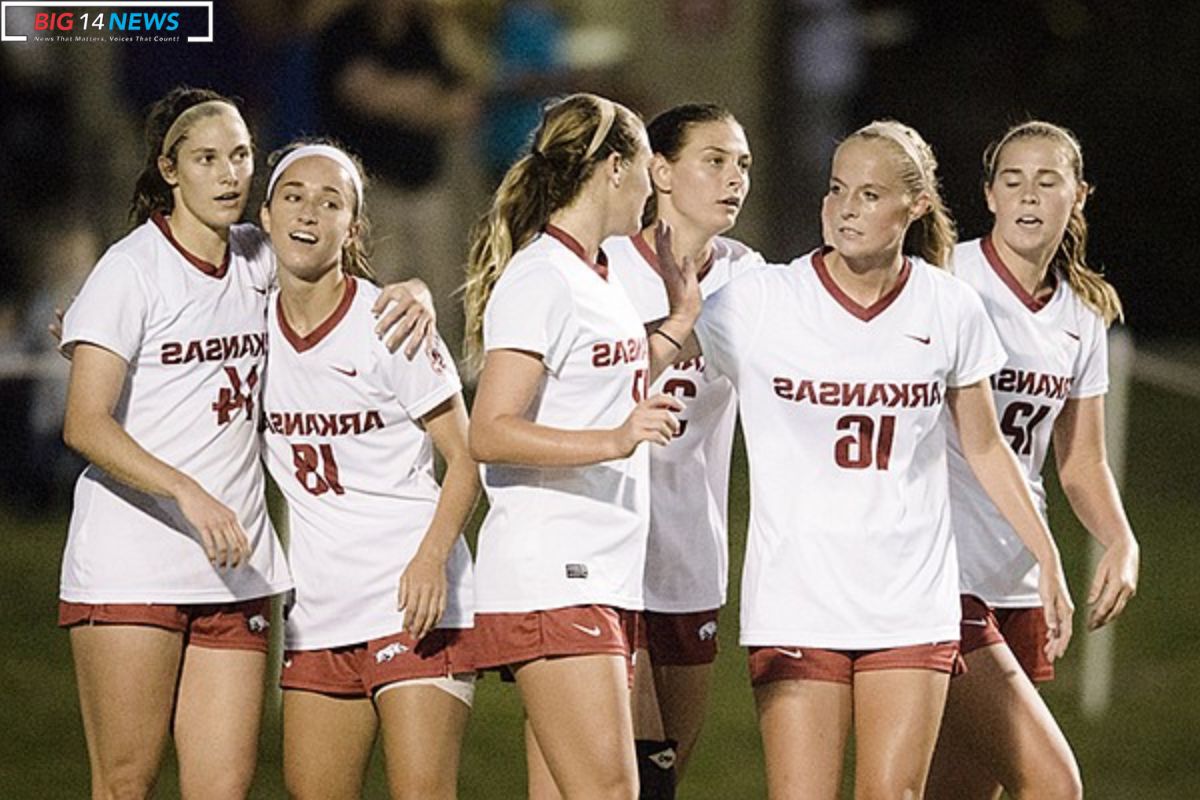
[397, 551, 448, 640]
[1087, 536, 1139, 630]
[374, 278, 437, 359]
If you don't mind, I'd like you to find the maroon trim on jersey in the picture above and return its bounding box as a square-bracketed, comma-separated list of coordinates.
[151, 212, 230, 279]
[278, 275, 358, 353]
[812, 248, 911, 322]
[630, 231, 716, 282]
[545, 224, 609, 280]
[981, 235, 1057, 313]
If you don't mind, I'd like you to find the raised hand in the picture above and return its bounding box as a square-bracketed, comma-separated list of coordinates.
[652, 221, 702, 328]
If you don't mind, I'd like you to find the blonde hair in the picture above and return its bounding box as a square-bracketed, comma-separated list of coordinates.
[265, 138, 376, 283]
[463, 93, 643, 371]
[984, 120, 1122, 325]
[841, 120, 957, 267]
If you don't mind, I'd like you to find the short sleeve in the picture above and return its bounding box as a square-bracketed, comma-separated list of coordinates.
[1070, 314, 1109, 398]
[483, 263, 578, 374]
[234, 225, 277, 292]
[694, 270, 769, 385]
[61, 251, 149, 362]
[378, 328, 463, 421]
[725, 243, 766, 281]
[947, 281, 1007, 388]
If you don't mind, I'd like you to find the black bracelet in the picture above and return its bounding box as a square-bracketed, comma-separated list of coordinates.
[652, 327, 683, 350]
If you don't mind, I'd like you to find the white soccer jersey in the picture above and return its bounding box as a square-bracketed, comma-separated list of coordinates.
[261, 276, 472, 650]
[60, 216, 291, 603]
[695, 250, 1006, 649]
[948, 237, 1109, 607]
[475, 226, 650, 613]
[606, 234, 764, 612]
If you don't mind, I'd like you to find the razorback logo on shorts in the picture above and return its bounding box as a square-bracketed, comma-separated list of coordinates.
[697, 620, 718, 641]
[375, 642, 409, 663]
[247, 614, 269, 633]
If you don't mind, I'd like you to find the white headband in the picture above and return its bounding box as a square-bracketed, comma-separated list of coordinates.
[584, 97, 617, 159]
[266, 145, 364, 210]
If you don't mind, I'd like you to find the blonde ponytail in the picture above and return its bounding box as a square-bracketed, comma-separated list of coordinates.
[462, 93, 643, 372]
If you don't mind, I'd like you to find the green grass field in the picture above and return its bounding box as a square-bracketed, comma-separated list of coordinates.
[2, 380, 1197, 797]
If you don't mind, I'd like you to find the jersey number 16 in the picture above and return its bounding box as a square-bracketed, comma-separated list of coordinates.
[835, 414, 896, 470]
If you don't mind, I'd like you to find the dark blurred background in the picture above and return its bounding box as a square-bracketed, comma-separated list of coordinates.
[1, 1, 1197, 796]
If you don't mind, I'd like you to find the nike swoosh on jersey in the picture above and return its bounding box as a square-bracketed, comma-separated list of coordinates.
[571, 623, 603, 637]
[774, 647, 805, 659]
[1064, 330, 1081, 341]
[905, 334, 932, 345]
[330, 365, 358, 377]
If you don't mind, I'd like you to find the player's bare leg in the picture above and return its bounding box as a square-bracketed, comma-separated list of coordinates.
[754, 679, 851, 800]
[282, 690, 377, 800]
[525, 717, 563, 800]
[174, 646, 265, 799]
[653, 662, 713, 777]
[852, 668, 949, 800]
[926, 643, 1081, 800]
[517, 654, 638, 800]
[71, 625, 182, 800]
[376, 683, 470, 800]
[632, 647, 665, 740]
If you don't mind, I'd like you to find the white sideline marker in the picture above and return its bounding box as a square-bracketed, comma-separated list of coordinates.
[1079, 328, 1133, 719]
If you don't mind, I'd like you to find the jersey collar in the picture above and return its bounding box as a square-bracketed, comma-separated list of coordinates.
[151, 212, 230, 279]
[812, 247, 911, 322]
[981, 235, 1058, 313]
[545, 224, 609, 281]
[278, 275, 358, 353]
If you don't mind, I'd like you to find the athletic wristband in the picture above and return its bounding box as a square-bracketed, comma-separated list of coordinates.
[652, 328, 683, 350]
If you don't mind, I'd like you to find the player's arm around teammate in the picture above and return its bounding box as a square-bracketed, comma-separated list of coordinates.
[57, 86, 439, 800]
[59, 88, 291, 800]
[927, 121, 1138, 800]
[602, 103, 758, 799]
[463, 94, 699, 800]
[258, 141, 479, 800]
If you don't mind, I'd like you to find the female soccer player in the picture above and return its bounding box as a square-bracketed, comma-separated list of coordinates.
[57, 87, 431, 799]
[463, 92, 699, 799]
[605, 103, 760, 796]
[926, 121, 1139, 800]
[661, 119, 1074, 799]
[258, 141, 479, 800]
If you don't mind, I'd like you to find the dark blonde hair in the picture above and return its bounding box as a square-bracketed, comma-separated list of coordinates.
[265, 138, 376, 282]
[463, 93, 643, 371]
[840, 120, 958, 267]
[984, 120, 1122, 325]
[130, 87, 243, 225]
